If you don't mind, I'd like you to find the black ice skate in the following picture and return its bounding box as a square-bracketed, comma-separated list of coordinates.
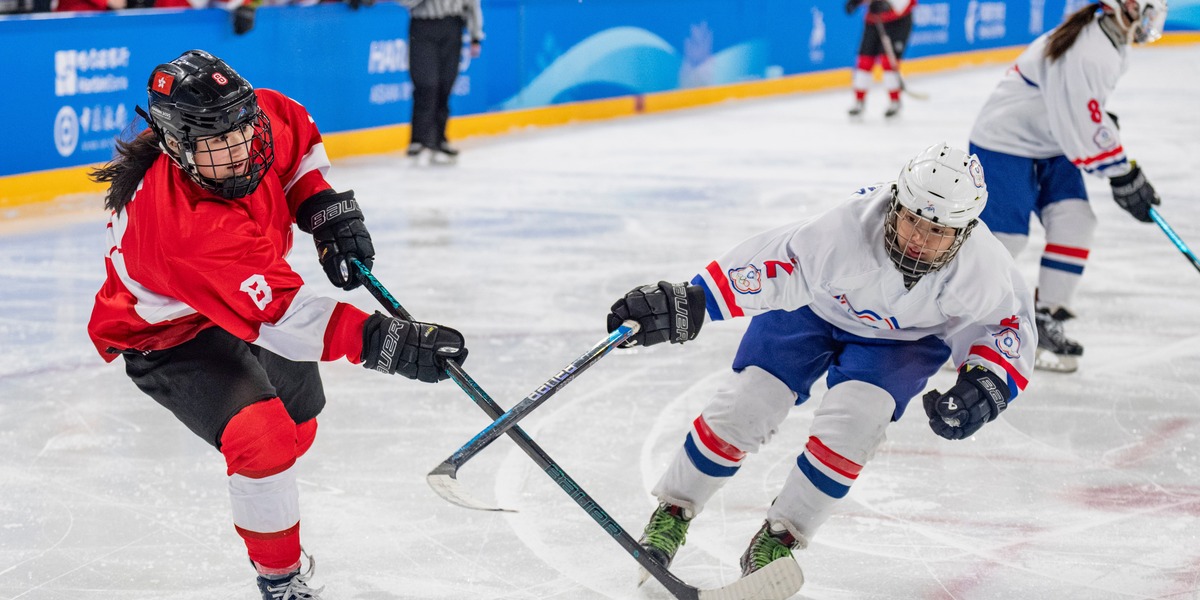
[255, 553, 324, 600]
[1035, 306, 1083, 373]
[431, 142, 459, 165]
[740, 520, 802, 577]
[848, 99, 865, 117]
[636, 503, 692, 586]
[884, 99, 902, 118]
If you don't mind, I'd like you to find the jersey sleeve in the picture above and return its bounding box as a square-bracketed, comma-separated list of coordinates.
[257, 89, 334, 215]
[1042, 45, 1130, 178]
[163, 205, 367, 363]
[939, 280, 1036, 401]
[691, 223, 815, 322]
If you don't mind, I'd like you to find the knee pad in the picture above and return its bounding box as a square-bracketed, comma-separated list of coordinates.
[1041, 199, 1097, 248]
[220, 398, 299, 478]
[808, 380, 895, 465]
[702, 366, 798, 454]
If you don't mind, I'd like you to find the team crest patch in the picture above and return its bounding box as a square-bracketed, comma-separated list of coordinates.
[968, 157, 985, 188]
[1093, 126, 1117, 150]
[728, 264, 762, 294]
[992, 327, 1021, 359]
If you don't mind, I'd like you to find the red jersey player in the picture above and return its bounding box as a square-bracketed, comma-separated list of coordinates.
[87, 50, 468, 600]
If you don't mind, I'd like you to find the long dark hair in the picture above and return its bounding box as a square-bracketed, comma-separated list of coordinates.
[1045, 3, 1102, 62]
[89, 127, 164, 213]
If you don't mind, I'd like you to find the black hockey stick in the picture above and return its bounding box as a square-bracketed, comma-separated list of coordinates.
[1149, 207, 1200, 275]
[429, 320, 639, 487]
[351, 260, 804, 600]
[353, 258, 521, 511]
[875, 21, 929, 101]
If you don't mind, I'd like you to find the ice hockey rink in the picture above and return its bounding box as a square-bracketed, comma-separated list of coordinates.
[3, 44, 1200, 600]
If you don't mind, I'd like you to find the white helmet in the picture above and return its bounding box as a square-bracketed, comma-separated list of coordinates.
[895, 142, 988, 228]
[1100, 0, 1168, 44]
[885, 143, 988, 280]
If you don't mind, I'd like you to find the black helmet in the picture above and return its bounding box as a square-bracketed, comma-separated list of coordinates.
[140, 50, 275, 199]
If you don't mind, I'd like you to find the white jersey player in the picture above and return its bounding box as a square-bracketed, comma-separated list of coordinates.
[605, 143, 1036, 585]
[969, 0, 1167, 372]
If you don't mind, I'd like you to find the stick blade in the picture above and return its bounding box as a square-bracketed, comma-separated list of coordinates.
[698, 557, 804, 600]
[425, 461, 516, 513]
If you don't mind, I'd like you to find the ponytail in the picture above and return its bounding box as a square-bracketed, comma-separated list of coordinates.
[1045, 3, 1102, 62]
[90, 129, 164, 213]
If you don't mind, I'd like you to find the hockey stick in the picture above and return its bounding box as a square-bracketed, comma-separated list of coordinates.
[428, 320, 639, 486]
[874, 21, 929, 101]
[1149, 207, 1200, 275]
[353, 258, 524, 511]
[351, 260, 804, 599]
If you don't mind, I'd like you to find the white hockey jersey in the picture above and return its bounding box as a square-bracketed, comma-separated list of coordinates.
[970, 18, 1131, 178]
[692, 186, 1036, 397]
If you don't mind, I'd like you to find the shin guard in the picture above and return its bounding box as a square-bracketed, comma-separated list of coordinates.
[768, 381, 894, 542]
[220, 398, 303, 574]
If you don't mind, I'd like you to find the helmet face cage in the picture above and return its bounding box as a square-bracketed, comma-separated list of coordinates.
[1103, 0, 1168, 43]
[175, 109, 275, 200]
[144, 50, 276, 199]
[883, 191, 975, 278]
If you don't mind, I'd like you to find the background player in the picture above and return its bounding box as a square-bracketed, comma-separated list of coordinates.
[845, 0, 916, 118]
[605, 143, 1035, 583]
[968, 0, 1167, 372]
[87, 50, 468, 600]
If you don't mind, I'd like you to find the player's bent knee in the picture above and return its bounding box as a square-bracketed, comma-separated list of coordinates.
[220, 398, 299, 477]
[809, 381, 895, 465]
[295, 418, 318, 458]
[703, 366, 797, 453]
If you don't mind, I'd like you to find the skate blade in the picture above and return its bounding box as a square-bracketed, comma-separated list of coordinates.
[1035, 348, 1078, 373]
[637, 565, 651, 587]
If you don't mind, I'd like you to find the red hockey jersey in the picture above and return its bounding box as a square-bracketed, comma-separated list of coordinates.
[88, 89, 369, 364]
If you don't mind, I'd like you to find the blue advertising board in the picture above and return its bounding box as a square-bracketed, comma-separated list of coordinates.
[1, 0, 1195, 178]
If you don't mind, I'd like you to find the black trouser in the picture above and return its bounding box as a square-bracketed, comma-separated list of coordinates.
[858, 13, 914, 59]
[123, 327, 326, 448]
[409, 15, 465, 148]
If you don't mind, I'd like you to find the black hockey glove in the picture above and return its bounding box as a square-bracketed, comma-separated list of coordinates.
[844, 0, 863, 14]
[232, 5, 255, 35]
[361, 313, 468, 383]
[868, 0, 891, 13]
[297, 189, 376, 290]
[607, 281, 706, 348]
[1110, 163, 1160, 223]
[922, 365, 1010, 440]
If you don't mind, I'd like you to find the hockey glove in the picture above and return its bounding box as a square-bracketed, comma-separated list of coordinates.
[844, 0, 862, 14]
[232, 5, 255, 35]
[361, 313, 468, 383]
[922, 365, 1010, 440]
[297, 189, 376, 290]
[607, 281, 706, 348]
[868, 0, 892, 13]
[1110, 163, 1160, 223]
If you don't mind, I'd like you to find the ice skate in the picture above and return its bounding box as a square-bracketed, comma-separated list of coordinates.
[848, 98, 865, 117]
[255, 552, 324, 600]
[884, 99, 902, 118]
[636, 503, 692, 586]
[739, 520, 801, 578]
[406, 142, 432, 166]
[431, 142, 459, 165]
[1035, 306, 1083, 373]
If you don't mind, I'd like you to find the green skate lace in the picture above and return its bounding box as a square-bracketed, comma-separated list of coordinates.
[747, 530, 794, 571]
[642, 508, 690, 556]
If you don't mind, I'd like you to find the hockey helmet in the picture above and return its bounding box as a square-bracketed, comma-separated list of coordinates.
[142, 49, 274, 199]
[885, 143, 988, 278]
[1100, 0, 1168, 44]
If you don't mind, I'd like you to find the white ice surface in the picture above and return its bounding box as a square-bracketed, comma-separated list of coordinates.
[2, 45, 1200, 600]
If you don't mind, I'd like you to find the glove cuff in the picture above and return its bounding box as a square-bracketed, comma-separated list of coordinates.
[296, 189, 362, 234]
[961, 366, 1010, 419]
[1109, 164, 1143, 189]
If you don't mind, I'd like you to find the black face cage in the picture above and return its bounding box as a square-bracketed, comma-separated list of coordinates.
[883, 191, 975, 279]
[174, 109, 275, 200]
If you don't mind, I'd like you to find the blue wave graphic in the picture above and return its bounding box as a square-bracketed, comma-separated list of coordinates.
[501, 27, 680, 110]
